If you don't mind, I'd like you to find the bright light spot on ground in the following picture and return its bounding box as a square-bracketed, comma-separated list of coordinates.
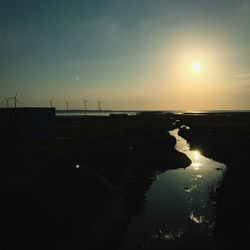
[76, 164, 80, 168]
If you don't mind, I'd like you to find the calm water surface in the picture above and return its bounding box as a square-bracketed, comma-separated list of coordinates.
[56, 111, 136, 116]
[120, 126, 226, 250]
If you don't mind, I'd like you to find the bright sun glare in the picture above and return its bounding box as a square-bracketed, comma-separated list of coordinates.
[192, 62, 202, 72]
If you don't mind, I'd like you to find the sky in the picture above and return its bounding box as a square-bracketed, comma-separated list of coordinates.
[1, 0, 250, 110]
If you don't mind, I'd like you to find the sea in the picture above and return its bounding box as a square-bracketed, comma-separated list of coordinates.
[56, 110, 250, 116]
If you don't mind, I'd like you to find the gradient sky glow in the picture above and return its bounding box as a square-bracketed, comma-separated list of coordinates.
[1, 0, 250, 110]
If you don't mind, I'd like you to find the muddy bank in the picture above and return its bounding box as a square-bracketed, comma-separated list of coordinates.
[176, 112, 250, 249]
[0, 114, 190, 250]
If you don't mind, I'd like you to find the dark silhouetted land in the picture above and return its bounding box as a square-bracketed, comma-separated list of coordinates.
[1, 112, 249, 250]
[0, 113, 189, 250]
[178, 112, 250, 250]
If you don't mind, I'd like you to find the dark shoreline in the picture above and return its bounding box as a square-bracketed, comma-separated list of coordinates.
[1, 112, 249, 249]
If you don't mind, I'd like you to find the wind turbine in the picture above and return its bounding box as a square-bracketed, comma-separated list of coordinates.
[98, 99, 102, 112]
[14, 92, 19, 108]
[4, 97, 11, 108]
[48, 99, 53, 108]
[83, 99, 88, 111]
[9, 92, 19, 108]
[65, 100, 70, 111]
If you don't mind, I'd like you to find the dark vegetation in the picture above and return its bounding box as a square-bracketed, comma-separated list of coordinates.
[0, 113, 190, 250]
[178, 112, 250, 250]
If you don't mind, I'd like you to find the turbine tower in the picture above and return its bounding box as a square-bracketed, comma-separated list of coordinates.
[14, 92, 19, 108]
[98, 99, 102, 111]
[9, 92, 19, 108]
[83, 99, 88, 111]
[49, 99, 53, 108]
[65, 100, 70, 111]
[4, 97, 11, 108]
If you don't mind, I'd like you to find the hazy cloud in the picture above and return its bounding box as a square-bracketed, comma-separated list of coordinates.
[98, 17, 122, 33]
[232, 71, 250, 90]
[243, 84, 250, 89]
[82, 16, 122, 35]
[232, 84, 250, 90]
[235, 73, 250, 78]
[140, 18, 154, 31]
[237, 0, 250, 23]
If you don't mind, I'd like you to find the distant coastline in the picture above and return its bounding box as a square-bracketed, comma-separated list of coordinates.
[55, 109, 250, 116]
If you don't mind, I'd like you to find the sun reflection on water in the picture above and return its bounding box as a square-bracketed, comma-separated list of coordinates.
[194, 150, 201, 160]
[191, 162, 202, 170]
[190, 150, 202, 170]
[190, 211, 207, 224]
[120, 128, 227, 250]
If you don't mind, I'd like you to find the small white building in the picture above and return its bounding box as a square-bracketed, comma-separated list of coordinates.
[0, 108, 55, 140]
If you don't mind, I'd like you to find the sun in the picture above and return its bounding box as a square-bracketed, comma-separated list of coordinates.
[192, 62, 202, 72]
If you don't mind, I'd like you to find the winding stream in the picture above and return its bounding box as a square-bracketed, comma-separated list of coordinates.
[120, 126, 226, 250]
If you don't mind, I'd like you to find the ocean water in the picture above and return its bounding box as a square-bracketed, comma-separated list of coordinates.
[55, 109, 250, 117]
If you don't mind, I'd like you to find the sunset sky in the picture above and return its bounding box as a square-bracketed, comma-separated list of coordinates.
[1, 0, 250, 110]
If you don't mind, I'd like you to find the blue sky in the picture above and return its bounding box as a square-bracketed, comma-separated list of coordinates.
[1, 0, 250, 110]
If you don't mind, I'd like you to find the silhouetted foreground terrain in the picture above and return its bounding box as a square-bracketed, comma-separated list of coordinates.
[0, 113, 190, 250]
[1, 112, 249, 250]
[178, 112, 250, 250]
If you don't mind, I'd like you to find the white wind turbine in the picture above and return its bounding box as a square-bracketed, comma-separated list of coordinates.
[49, 99, 53, 108]
[4, 97, 11, 108]
[83, 99, 88, 111]
[98, 99, 102, 111]
[65, 100, 70, 111]
[9, 92, 19, 108]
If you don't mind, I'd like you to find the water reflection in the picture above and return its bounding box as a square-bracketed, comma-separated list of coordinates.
[152, 228, 185, 241]
[190, 211, 207, 224]
[193, 150, 201, 160]
[120, 126, 226, 250]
